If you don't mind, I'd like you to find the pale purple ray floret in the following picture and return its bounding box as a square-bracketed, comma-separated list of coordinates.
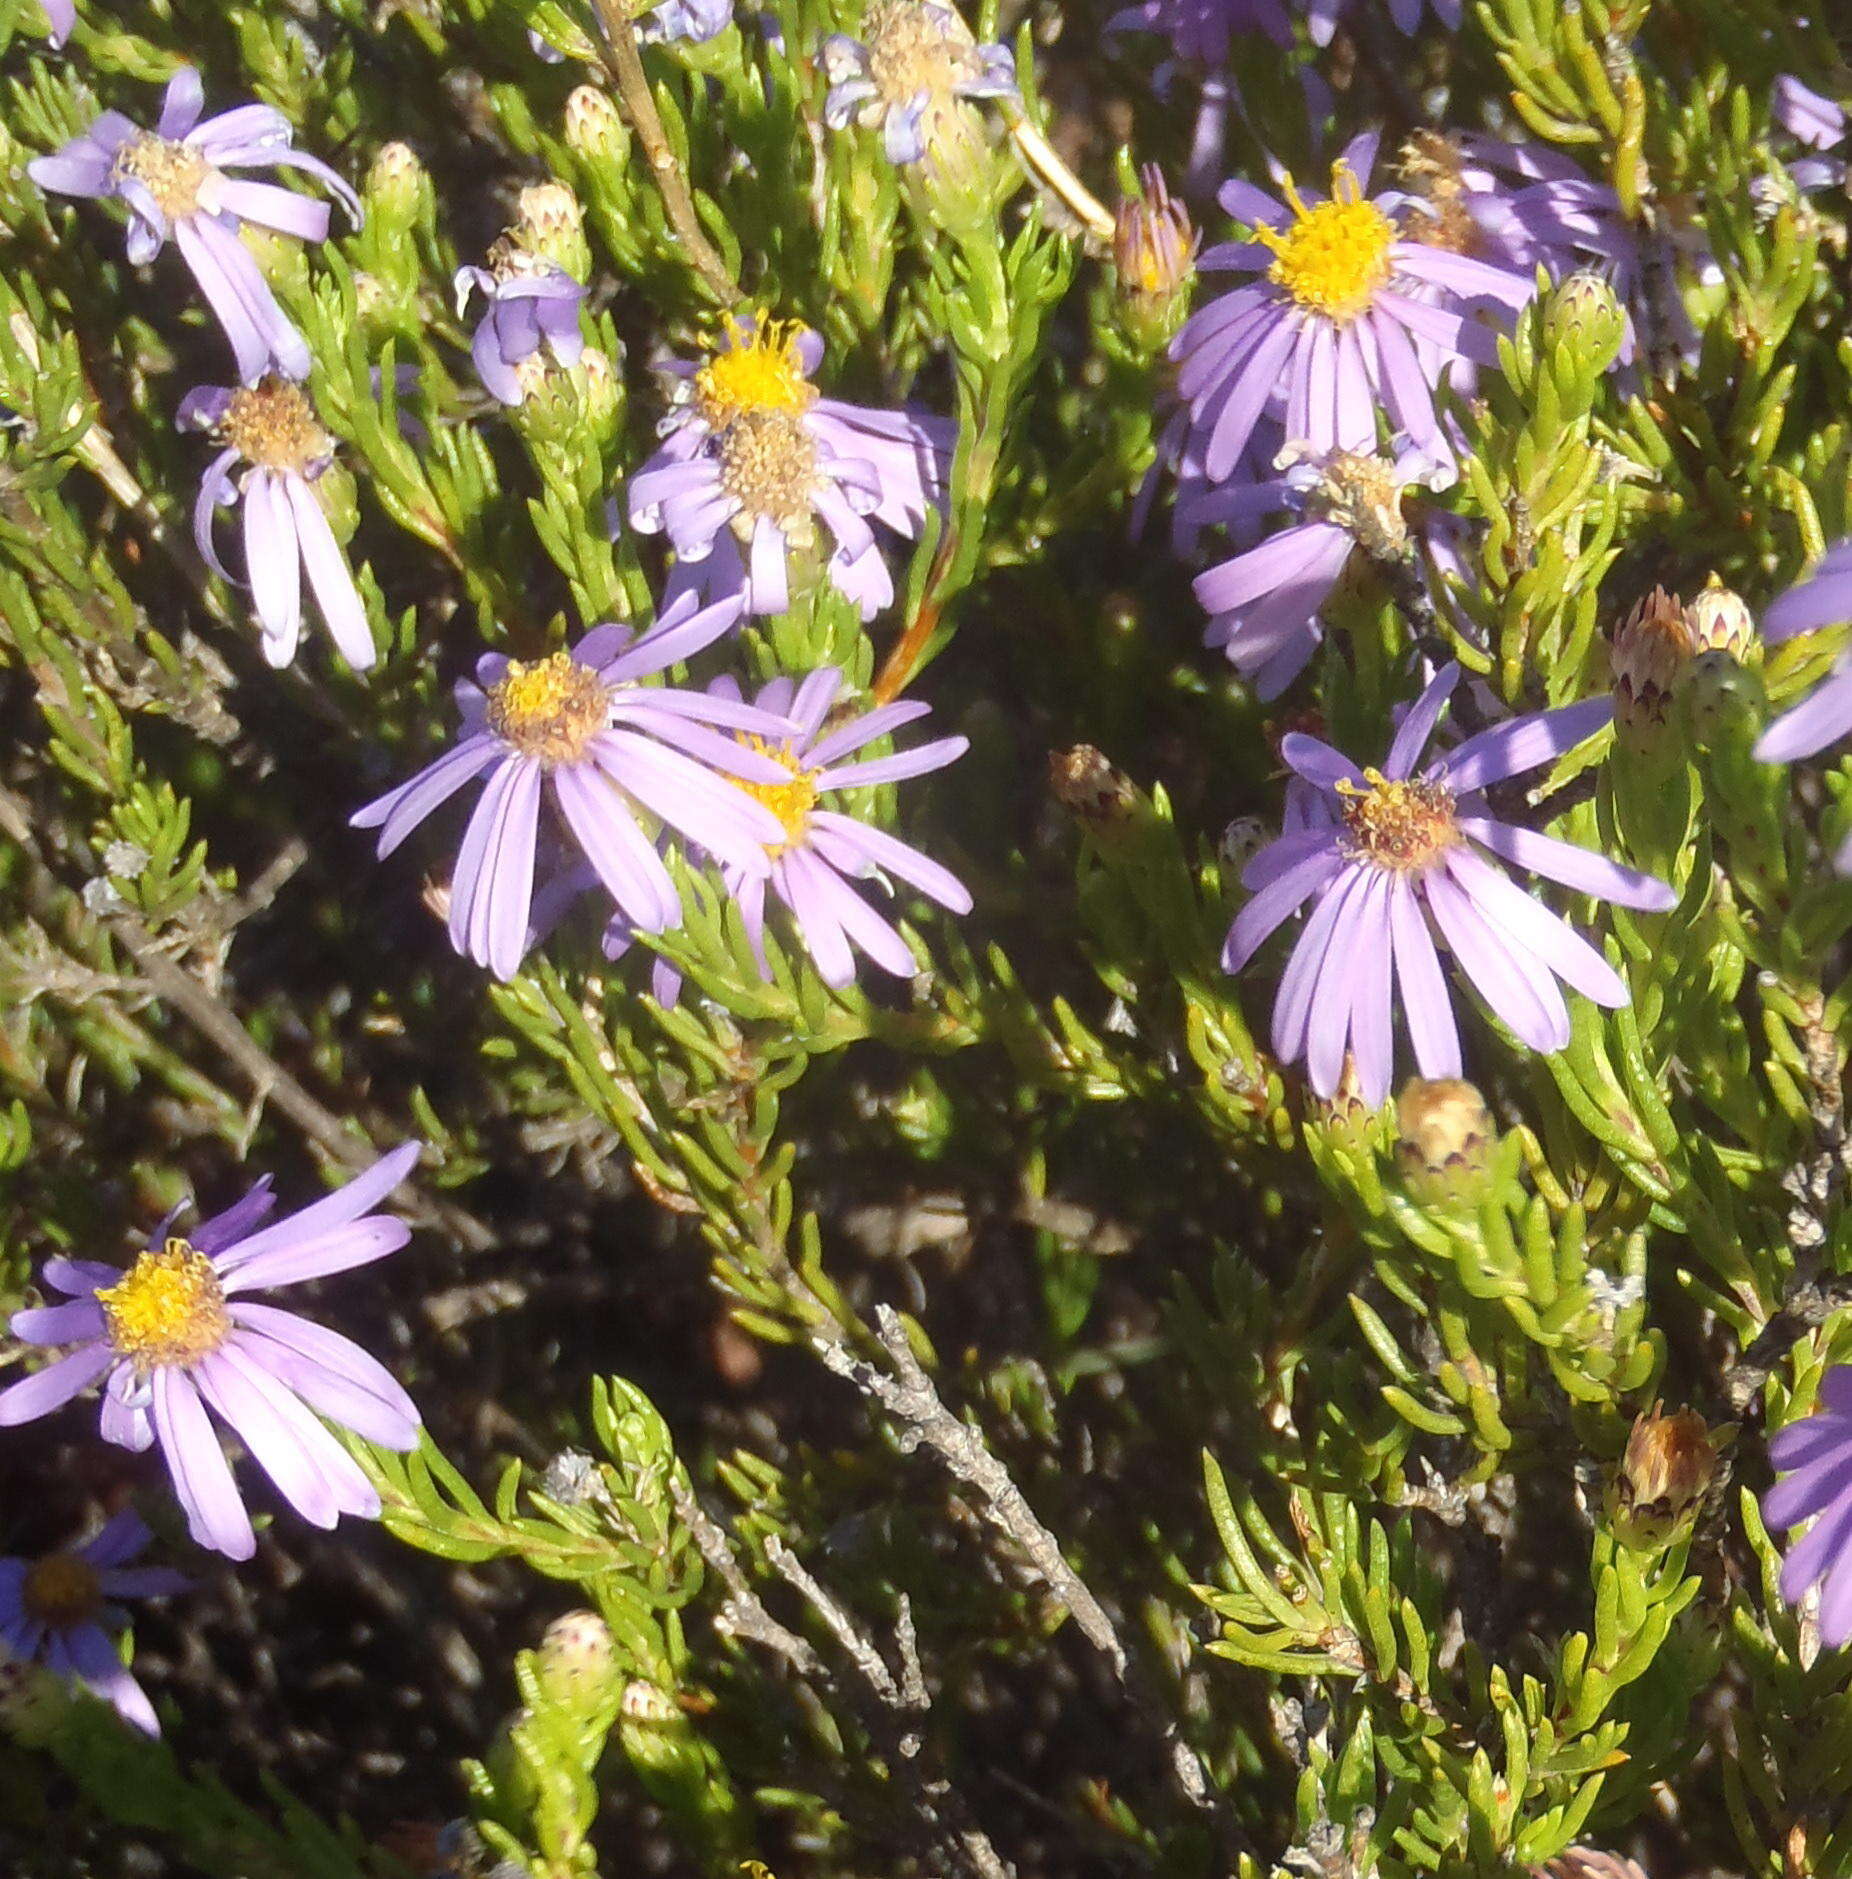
[1170, 131, 1535, 483]
[29, 67, 360, 385]
[455, 254, 587, 407]
[0, 1512, 188, 1736]
[1302, 0, 1461, 43]
[1765, 1368, 1852, 1647]
[628, 318, 952, 622]
[1771, 74, 1847, 194]
[821, 0, 1017, 167]
[1753, 539, 1852, 873]
[1223, 663, 1676, 1108]
[1184, 441, 1455, 698]
[350, 595, 799, 980]
[0, 1146, 425, 1563]
[41, 0, 74, 46]
[179, 376, 374, 672]
[691, 667, 972, 988]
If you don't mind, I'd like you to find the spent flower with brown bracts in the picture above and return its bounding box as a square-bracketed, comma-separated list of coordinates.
[351, 597, 795, 980]
[179, 376, 372, 672]
[30, 68, 359, 384]
[629, 317, 952, 622]
[1223, 664, 1674, 1108]
[0, 1514, 188, 1737]
[1171, 133, 1535, 483]
[0, 1148, 424, 1562]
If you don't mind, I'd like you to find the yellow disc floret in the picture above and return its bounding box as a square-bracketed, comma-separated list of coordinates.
[219, 376, 333, 475]
[21, 1554, 104, 1629]
[1256, 164, 1397, 322]
[486, 651, 610, 765]
[733, 736, 820, 854]
[1337, 768, 1458, 872]
[694, 318, 818, 430]
[98, 1238, 231, 1371]
[111, 132, 213, 219]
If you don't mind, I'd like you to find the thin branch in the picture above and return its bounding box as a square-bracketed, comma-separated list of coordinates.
[669, 1477, 825, 1677]
[1004, 115, 1115, 244]
[584, 0, 740, 305]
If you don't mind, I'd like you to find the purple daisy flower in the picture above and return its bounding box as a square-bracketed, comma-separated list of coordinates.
[820, 0, 1018, 167]
[640, 0, 733, 39]
[628, 318, 952, 623]
[1223, 664, 1675, 1108]
[0, 1513, 187, 1736]
[1303, 0, 1461, 43]
[1753, 540, 1852, 871]
[1105, 0, 1292, 63]
[350, 596, 798, 980]
[455, 243, 587, 407]
[0, 1146, 424, 1563]
[692, 668, 971, 987]
[1171, 132, 1535, 481]
[179, 377, 373, 673]
[1185, 442, 1455, 697]
[1765, 1367, 1852, 1646]
[1769, 75, 1848, 196]
[29, 68, 360, 386]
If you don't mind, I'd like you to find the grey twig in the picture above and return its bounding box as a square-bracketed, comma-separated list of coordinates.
[669, 1478, 824, 1678]
[766, 1536, 903, 1706]
[816, 1306, 1240, 1845]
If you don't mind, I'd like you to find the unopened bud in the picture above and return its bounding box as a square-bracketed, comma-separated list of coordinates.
[1611, 586, 1692, 735]
[537, 1609, 617, 1698]
[365, 141, 431, 223]
[1049, 744, 1137, 832]
[1315, 1054, 1388, 1154]
[576, 345, 621, 426]
[1543, 269, 1627, 376]
[1114, 165, 1197, 345]
[515, 181, 589, 276]
[1395, 1077, 1494, 1200]
[1613, 1403, 1716, 1545]
[1685, 574, 1754, 659]
[564, 84, 629, 162]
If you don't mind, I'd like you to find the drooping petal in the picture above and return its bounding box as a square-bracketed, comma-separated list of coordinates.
[0, 1342, 113, 1424]
[152, 1369, 254, 1560]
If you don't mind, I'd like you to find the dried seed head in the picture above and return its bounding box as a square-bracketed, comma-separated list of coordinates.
[1614, 1403, 1717, 1544]
[1049, 744, 1138, 830]
[1611, 586, 1693, 730]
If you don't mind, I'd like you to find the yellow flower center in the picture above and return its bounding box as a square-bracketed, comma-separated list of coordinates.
[1256, 165, 1397, 322]
[734, 736, 819, 854]
[20, 1554, 103, 1629]
[111, 132, 212, 219]
[1305, 451, 1408, 556]
[694, 318, 817, 429]
[486, 651, 610, 765]
[219, 376, 333, 475]
[717, 410, 820, 528]
[1337, 768, 1458, 872]
[98, 1239, 231, 1371]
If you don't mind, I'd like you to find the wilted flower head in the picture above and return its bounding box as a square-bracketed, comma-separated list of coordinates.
[30, 68, 360, 384]
[1171, 134, 1535, 481]
[455, 237, 587, 408]
[1223, 664, 1675, 1108]
[1753, 543, 1852, 868]
[821, 0, 1017, 168]
[179, 376, 373, 672]
[679, 668, 971, 988]
[1610, 587, 1693, 735]
[0, 1513, 187, 1736]
[1115, 166, 1199, 335]
[1185, 442, 1456, 697]
[351, 598, 797, 979]
[1765, 1368, 1852, 1645]
[1613, 1402, 1716, 1545]
[0, 1146, 424, 1561]
[629, 316, 952, 622]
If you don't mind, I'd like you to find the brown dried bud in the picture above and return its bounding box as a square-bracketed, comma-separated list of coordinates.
[1049, 744, 1137, 830]
[1685, 573, 1754, 659]
[1395, 1077, 1494, 1199]
[1531, 1852, 1647, 1879]
[1614, 1402, 1716, 1542]
[1611, 586, 1693, 733]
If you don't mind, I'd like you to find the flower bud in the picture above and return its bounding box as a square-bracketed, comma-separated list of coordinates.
[1113, 166, 1197, 347]
[1685, 574, 1754, 659]
[574, 345, 622, 430]
[515, 181, 590, 278]
[1049, 744, 1137, 833]
[365, 141, 432, 225]
[536, 1609, 619, 1707]
[564, 84, 630, 163]
[1316, 1054, 1388, 1156]
[1395, 1077, 1494, 1203]
[1610, 586, 1692, 737]
[1543, 269, 1627, 377]
[1613, 1403, 1717, 1545]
